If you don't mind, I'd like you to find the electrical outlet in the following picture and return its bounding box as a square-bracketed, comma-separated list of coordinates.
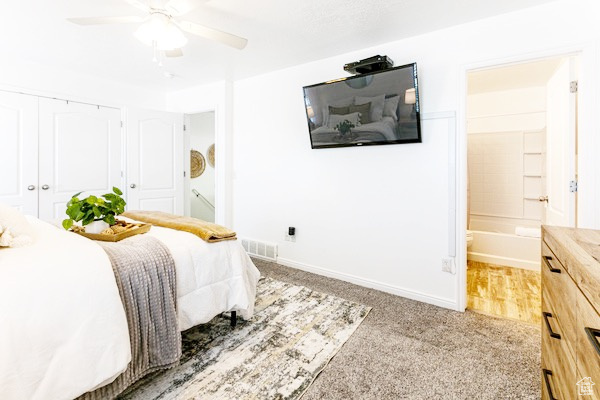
[442, 257, 455, 274]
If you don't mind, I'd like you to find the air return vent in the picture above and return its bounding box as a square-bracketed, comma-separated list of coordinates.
[241, 238, 278, 262]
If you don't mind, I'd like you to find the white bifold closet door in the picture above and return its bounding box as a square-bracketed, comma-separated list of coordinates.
[0, 91, 38, 214]
[126, 108, 184, 215]
[38, 98, 122, 221]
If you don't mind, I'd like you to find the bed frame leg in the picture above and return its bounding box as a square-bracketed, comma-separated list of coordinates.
[230, 311, 237, 328]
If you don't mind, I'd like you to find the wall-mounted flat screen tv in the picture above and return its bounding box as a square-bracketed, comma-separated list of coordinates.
[303, 63, 421, 149]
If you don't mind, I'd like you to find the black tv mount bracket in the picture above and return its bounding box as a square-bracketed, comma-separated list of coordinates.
[343, 55, 394, 75]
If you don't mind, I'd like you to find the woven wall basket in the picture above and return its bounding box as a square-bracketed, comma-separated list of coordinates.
[190, 150, 206, 178]
[207, 144, 215, 168]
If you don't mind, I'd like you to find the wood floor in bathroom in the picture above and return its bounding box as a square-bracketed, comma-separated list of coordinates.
[467, 260, 541, 325]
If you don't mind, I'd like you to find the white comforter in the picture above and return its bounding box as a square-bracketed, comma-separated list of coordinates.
[0, 217, 131, 400]
[129, 217, 261, 331]
[0, 217, 260, 400]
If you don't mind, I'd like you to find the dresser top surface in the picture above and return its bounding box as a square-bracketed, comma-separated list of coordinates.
[543, 225, 600, 312]
[543, 226, 600, 267]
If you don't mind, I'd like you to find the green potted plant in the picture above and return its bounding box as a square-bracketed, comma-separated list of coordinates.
[62, 187, 126, 233]
[334, 119, 355, 137]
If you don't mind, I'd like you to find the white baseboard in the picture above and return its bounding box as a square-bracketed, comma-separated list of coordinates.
[276, 257, 458, 311]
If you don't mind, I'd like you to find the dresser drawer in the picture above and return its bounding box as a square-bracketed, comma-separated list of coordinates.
[576, 291, 600, 398]
[542, 290, 576, 399]
[542, 367, 573, 400]
[542, 241, 578, 356]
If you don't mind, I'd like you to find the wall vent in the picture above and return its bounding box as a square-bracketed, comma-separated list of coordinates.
[241, 238, 278, 262]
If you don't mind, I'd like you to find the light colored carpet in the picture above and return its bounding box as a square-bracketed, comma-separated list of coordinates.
[119, 277, 370, 399]
[253, 259, 541, 400]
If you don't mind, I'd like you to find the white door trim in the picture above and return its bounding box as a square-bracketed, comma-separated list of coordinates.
[456, 43, 595, 312]
[177, 101, 229, 226]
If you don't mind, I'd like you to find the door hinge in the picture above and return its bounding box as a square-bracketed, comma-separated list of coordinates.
[120, 121, 123, 128]
[183, 124, 187, 131]
[183, 171, 186, 177]
[570, 80, 578, 93]
[570, 180, 578, 193]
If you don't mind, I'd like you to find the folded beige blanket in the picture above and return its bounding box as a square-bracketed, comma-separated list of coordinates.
[122, 210, 237, 243]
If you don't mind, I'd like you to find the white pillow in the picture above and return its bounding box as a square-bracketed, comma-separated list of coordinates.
[383, 95, 400, 121]
[355, 94, 386, 122]
[321, 97, 354, 126]
[0, 203, 34, 247]
[328, 112, 361, 129]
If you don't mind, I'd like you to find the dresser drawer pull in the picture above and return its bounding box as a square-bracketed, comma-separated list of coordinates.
[543, 312, 561, 339]
[543, 256, 561, 273]
[542, 369, 558, 400]
[585, 327, 600, 356]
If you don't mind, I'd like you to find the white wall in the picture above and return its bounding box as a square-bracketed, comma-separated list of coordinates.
[0, 59, 165, 109]
[189, 112, 216, 222]
[231, 0, 600, 310]
[467, 87, 547, 134]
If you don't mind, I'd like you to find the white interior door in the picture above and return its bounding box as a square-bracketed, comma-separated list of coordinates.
[544, 57, 577, 227]
[127, 108, 184, 214]
[0, 92, 38, 214]
[38, 99, 122, 221]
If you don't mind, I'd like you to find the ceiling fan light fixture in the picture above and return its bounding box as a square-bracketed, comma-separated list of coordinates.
[157, 24, 188, 50]
[134, 12, 187, 50]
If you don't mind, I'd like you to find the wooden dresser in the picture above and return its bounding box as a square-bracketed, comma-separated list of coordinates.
[542, 226, 600, 399]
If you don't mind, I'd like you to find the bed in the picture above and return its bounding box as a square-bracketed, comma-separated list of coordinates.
[310, 116, 399, 146]
[0, 214, 260, 400]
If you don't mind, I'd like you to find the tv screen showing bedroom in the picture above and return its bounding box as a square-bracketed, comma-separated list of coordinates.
[303, 63, 421, 149]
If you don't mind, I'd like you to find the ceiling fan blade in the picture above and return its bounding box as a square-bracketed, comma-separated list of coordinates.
[165, 48, 184, 57]
[67, 16, 145, 25]
[165, 0, 208, 16]
[121, 0, 149, 13]
[177, 20, 247, 50]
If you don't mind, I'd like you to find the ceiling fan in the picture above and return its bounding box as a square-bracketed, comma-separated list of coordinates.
[67, 0, 247, 59]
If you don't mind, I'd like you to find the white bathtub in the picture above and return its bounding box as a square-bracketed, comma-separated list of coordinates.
[468, 215, 541, 271]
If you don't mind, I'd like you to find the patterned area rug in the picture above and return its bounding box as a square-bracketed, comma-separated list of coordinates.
[119, 277, 371, 400]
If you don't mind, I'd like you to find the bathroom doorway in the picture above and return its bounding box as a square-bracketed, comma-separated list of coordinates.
[465, 55, 579, 323]
[184, 111, 216, 222]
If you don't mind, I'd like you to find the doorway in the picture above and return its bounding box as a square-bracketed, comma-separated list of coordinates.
[464, 55, 578, 323]
[185, 112, 216, 222]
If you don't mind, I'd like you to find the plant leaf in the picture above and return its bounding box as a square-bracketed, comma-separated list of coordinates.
[113, 187, 123, 195]
[82, 214, 95, 226]
[86, 195, 97, 205]
[62, 219, 73, 230]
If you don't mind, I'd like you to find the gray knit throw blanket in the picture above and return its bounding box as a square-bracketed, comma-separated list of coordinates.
[78, 235, 180, 400]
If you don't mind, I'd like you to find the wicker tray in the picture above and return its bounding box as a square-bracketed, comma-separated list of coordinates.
[72, 222, 151, 242]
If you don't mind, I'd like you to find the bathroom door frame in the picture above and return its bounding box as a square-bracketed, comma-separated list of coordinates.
[183, 110, 219, 222]
[456, 44, 594, 312]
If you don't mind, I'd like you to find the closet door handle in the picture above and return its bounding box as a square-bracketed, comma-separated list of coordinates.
[542, 369, 558, 400]
[130, 183, 136, 189]
[27, 185, 36, 191]
[543, 256, 561, 273]
[41, 184, 50, 190]
[543, 312, 561, 339]
[585, 327, 600, 356]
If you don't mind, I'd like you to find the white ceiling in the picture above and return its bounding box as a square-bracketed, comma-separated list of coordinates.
[468, 58, 564, 94]
[3, 0, 558, 91]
